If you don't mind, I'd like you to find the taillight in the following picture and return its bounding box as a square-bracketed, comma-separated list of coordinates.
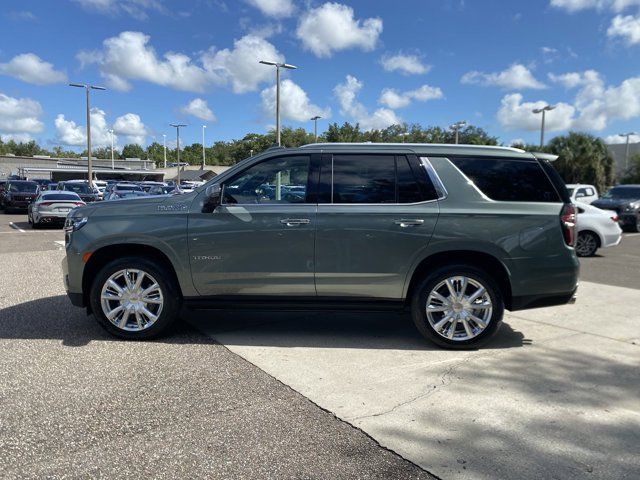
[611, 215, 619, 222]
[39, 202, 54, 206]
[561, 203, 577, 247]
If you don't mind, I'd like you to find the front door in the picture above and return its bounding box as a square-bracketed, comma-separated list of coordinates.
[188, 154, 316, 296]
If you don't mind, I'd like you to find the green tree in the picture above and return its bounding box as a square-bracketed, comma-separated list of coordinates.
[121, 143, 146, 159]
[545, 132, 615, 193]
[620, 153, 640, 183]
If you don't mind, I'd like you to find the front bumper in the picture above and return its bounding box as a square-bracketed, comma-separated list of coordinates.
[6, 200, 31, 210]
[62, 253, 85, 307]
[619, 213, 638, 227]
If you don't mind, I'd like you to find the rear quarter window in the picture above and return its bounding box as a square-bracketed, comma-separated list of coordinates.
[450, 157, 561, 202]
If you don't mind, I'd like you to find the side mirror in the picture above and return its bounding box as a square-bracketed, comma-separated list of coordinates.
[203, 184, 222, 213]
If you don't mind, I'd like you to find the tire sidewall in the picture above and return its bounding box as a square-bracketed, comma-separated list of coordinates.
[411, 265, 504, 349]
[90, 256, 181, 339]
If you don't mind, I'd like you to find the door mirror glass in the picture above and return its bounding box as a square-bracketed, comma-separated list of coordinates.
[202, 184, 222, 213]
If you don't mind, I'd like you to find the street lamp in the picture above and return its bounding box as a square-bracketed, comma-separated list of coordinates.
[532, 105, 555, 148]
[449, 121, 467, 144]
[69, 83, 106, 183]
[259, 60, 297, 146]
[162, 134, 167, 169]
[398, 132, 410, 143]
[620, 132, 637, 172]
[310, 115, 322, 142]
[108, 129, 115, 170]
[170, 123, 187, 186]
[202, 125, 207, 169]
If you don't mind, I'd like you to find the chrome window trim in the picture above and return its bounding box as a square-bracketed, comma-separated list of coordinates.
[420, 156, 448, 201]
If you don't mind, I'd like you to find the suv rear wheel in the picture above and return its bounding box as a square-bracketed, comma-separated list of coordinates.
[411, 265, 504, 349]
[90, 257, 181, 339]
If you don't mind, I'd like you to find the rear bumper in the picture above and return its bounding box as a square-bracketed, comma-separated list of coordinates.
[510, 286, 578, 311]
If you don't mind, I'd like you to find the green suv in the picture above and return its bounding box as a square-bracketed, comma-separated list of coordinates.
[62, 143, 579, 348]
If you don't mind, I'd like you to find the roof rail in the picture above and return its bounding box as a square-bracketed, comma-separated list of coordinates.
[531, 152, 559, 162]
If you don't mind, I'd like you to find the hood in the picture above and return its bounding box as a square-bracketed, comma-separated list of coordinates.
[73, 192, 195, 218]
[591, 198, 637, 209]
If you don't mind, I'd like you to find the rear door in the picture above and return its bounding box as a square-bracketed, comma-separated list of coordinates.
[314, 153, 440, 299]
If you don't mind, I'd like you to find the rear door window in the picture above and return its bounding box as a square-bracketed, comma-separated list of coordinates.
[449, 157, 561, 202]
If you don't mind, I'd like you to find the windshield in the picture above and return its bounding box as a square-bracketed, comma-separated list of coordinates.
[64, 183, 91, 194]
[9, 182, 38, 192]
[602, 187, 640, 199]
[117, 184, 142, 191]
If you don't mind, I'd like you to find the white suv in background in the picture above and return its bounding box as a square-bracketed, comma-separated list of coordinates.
[566, 184, 598, 204]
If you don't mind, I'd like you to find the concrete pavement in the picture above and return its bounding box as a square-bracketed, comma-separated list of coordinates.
[192, 281, 640, 480]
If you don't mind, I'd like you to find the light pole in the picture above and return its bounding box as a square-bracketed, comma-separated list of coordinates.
[449, 121, 467, 144]
[108, 129, 115, 170]
[310, 115, 321, 142]
[620, 132, 637, 172]
[69, 83, 106, 183]
[532, 105, 555, 148]
[162, 134, 167, 168]
[399, 132, 410, 143]
[259, 60, 297, 146]
[201, 125, 207, 169]
[170, 123, 186, 186]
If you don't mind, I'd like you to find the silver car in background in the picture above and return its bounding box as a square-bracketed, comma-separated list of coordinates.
[28, 191, 85, 228]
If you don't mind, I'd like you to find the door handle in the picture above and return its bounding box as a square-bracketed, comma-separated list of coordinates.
[394, 219, 424, 228]
[280, 218, 311, 226]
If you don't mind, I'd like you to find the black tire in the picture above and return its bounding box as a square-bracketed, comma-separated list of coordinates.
[31, 219, 40, 229]
[90, 256, 181, 340]
[575, 231, 599, 256]
[411, 264, 504, 349]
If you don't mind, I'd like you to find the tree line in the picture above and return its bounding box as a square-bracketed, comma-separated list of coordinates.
[1, 122, 633, 192]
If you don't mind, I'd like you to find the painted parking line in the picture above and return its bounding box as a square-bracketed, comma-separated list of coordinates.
[8, 222, 26, 233]
[54, 240, 66, 248]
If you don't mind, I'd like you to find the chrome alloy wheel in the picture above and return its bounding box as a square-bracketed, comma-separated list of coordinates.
[100, 269, 164, 332]
[425, 276, 493, 341]
[575, 232, 598, 256]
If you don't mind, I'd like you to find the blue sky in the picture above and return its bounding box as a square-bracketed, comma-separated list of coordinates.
[1, 0, 639, 150]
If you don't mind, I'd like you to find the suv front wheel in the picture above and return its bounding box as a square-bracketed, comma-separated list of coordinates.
[411, 265, 504, 349]
[90, 257, 181, 339]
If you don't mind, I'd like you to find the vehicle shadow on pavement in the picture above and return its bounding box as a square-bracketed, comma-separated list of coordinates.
[372, 343, 640, 480]
[0, 295, 208, 347]
[0, 295, 526, 350]
[185, 309, 527, 351]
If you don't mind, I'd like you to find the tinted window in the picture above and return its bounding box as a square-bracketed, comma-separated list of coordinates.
[450, 157, 561, 202]
[330, 155, 395, 204]
[223, 155, 310, 204]
[43, 193, 79, 201]
[603, 187, 640, 199]
[397, 156, 422, 203]
[63, 183, 90, 194]
[8, 182, 38, 193]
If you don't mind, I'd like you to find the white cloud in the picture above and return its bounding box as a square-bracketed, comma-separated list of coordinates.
[0, 133, 33, 143]
[550, 0, 640, 12]
[296, 3, 382, 58]
[462, 64, 546, 90]
[181, 98, 216, 121]
[378, 85, 443, 109]
[54, 109, 148, 147]
[607, 14, 640, 45]
[0, 93, 44, 134]
[548, 71, 591, 88]
[72, 0, 163, 20]
[113, 113, 148, 144]
[379, 54, 430, 75]
[0, 53, 67, 85]
[260, 79, 330, 122]
[604, 133, 640, 143]
[202, 34, 284, 93]
[80, 31, 284, 94]
[246, 0, 294, 17]
[334, 75, 401, 130]
[497, 93, 576, 131]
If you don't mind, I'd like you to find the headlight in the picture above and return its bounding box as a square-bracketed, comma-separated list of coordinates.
[64, 215, 88, 233]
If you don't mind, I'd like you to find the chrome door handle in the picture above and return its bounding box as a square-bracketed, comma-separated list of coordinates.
[280, 218, 311, 226]
[394, 219, 424, 228]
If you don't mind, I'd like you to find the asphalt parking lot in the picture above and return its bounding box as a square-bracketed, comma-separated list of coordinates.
[1, 211, 639, 479]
